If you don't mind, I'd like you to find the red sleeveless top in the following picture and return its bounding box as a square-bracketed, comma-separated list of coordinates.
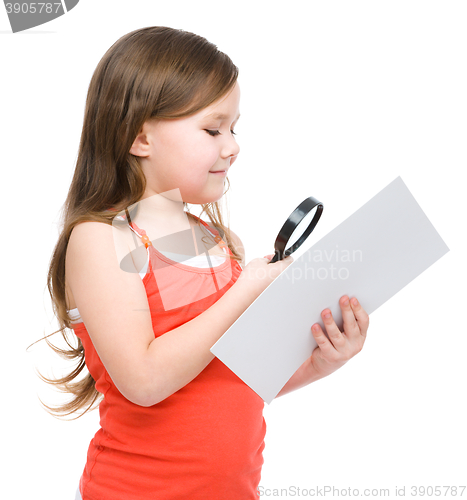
[72, 214, 266, 500]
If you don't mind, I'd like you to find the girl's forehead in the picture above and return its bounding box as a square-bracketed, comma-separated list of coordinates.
[200, 111, 241, 122]
[196, 84, 241, 122]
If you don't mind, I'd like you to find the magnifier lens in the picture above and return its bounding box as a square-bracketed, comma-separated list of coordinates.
[286, 206, 318, 249]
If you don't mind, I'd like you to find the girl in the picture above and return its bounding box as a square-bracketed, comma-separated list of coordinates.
[44, 26, 369, 500]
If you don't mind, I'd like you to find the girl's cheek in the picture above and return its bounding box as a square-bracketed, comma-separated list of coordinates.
[187, 138, 209, 158]
[197, 145, 218, 165]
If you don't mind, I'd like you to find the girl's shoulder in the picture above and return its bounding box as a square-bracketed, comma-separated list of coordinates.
[67, 221, 140, 280]
[69, 219, 133, 251]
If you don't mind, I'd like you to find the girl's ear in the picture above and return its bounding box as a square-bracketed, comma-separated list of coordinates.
[129, 124, 151, 157]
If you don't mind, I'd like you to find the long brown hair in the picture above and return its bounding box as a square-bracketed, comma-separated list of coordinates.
[40, 26, 242, 418]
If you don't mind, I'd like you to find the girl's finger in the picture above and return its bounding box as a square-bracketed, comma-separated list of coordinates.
[350, 297, 369, 336]
[340, 295, 360, 338]
[311, 323, 336, 358]
[321, 309, 346, 349]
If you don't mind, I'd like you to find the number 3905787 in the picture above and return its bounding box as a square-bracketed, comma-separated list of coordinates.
[5, 3, 62, 14]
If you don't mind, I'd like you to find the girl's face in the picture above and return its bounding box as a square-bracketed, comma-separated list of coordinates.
[131, 81, 241, 206]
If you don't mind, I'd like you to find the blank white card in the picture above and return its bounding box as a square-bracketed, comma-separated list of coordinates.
[210, 176, 450, 404]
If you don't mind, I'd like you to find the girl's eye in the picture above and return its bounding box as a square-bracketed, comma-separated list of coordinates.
[205, 130, 237, 137]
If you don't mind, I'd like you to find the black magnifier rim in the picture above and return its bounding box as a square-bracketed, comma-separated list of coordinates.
[269, 196, 323, 263]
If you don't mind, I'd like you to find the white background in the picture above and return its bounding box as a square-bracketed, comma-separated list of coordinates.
[1, 1, 465, 498]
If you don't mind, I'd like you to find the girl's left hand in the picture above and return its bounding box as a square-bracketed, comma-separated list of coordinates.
[310, 295, 369, 379]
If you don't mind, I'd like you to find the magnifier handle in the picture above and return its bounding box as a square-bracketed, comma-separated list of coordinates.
[268, 253, 279, 264]
[268, 250, 290, 264]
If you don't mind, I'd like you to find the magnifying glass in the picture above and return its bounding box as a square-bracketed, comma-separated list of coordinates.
[269, 196, 324, 263]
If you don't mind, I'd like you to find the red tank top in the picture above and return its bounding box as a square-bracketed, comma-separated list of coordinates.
[72, 214, 266, 500]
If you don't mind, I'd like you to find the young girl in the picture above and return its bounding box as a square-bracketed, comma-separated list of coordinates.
[44, 26, 369, 500]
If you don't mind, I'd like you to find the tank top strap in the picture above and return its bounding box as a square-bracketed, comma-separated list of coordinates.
[190, 215, 230, 251]
[106, 207, 149, 246]
[191, 214, 219, 236]
[126, 220, 150, 248]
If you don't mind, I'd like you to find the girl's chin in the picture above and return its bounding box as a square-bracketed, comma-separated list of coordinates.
[183, 191, 225, 205]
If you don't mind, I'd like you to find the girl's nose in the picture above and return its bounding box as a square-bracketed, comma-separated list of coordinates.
[221, 134, 240, 159]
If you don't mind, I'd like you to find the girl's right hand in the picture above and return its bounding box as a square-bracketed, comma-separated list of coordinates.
[235, 253, 294, 299]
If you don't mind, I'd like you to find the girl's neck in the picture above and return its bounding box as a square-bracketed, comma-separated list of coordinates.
[132, 190, 195, 238]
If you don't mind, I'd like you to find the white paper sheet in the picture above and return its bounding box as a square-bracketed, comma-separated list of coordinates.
[210, 176, 450, 404]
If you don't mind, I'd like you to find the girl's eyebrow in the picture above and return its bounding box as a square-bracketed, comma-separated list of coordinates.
[202, 112, 241, 121]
